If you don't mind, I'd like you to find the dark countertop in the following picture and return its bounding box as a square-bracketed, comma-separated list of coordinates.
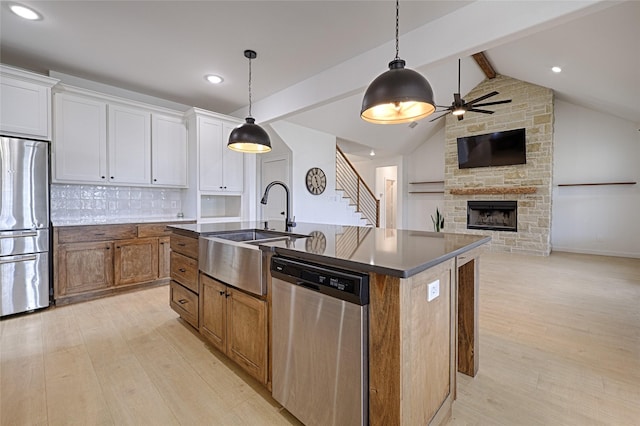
[168, 221, 490, 278]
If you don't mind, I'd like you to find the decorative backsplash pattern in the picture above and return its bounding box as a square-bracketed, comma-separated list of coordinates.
[51, 184, 182, 221]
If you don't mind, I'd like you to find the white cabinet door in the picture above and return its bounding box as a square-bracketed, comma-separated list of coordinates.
[0, 76, 50, 139]
[53, 93, 107, 183]
[222, 121, 244, 192]
[108, 104, 151, 185]
[152, 114, 187, 187]
[198, 117, 244, 192]
[198, 116, 224, 191]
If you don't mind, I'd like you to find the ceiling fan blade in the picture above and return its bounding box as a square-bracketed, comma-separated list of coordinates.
[467, 108, 495, 114]
[466, 91, 499, 105]
[435, 105, 453, 110]
[473, 99, 512, 107]
[429, 112, 451, 122]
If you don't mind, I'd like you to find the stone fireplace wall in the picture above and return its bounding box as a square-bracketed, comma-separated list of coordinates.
[444, 75, 553, 255]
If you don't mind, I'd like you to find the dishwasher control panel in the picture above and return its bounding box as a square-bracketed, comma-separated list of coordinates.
[271, 256, 369, 305]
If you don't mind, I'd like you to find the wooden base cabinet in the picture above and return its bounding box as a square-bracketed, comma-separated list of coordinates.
[114, 237, 159, 285]
[158, 236, 171, 279]
[200, 273, 267, 385]
[54, 222, 185, 305]
[169, 231, 200, 328]
[57, 241, 114, 296]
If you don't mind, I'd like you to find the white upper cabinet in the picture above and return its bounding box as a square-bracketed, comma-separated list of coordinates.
[108, 104, 151, 185]
[152, 114, 187, 187]
[54, 92, 108, 183]
[52, 85, 187, 187]
[0, 64, 59, 140]
[198, 115, 244, 192]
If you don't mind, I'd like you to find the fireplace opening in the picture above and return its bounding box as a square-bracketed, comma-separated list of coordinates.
[467, 201, 517, 232]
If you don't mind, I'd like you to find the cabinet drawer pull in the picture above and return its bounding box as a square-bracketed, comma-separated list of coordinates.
[219, 290, 225, 296]
[177, 243, 186, 246]
[178, 299, 188, 305]
[94, 233, 106, 236]
[178, 268, 186, 273]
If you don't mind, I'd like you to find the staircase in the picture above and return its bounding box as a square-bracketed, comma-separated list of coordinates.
[336, 146, 379, 227]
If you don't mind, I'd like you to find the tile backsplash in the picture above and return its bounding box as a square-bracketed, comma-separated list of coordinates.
[51, 184, 182, 221]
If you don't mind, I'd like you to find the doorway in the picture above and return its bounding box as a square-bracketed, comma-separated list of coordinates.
[375, 165, 398, 229]
[261, 155, 290, 222]
[385, 179, 396, 228]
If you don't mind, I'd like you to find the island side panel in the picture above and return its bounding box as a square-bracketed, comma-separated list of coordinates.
[457, 252, 480, 377]
[402, 259, 455, 426]
[369, 273, 401, 426]
[369, 259, 456, 426]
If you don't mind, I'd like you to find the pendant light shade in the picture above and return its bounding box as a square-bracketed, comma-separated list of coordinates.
[228, 117, 271, 153]
[228, 50, 271, 153]
[361, 1, 435, 124]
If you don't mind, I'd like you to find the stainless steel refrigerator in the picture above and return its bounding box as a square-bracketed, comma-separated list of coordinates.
[0, 136, 50, 317]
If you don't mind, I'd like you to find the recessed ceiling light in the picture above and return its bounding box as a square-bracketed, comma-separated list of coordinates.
[205, 74, 223, 84]
[551, 66, 562, 73]
[9, 3, 41, 20]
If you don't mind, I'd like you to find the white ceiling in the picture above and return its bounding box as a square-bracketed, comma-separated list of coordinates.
[2, 1, 638, 159]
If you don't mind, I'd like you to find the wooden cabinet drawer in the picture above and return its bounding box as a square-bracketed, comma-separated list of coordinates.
[170, 280, 198, 328]
[170, 233, 198, 259]
[58, 224, 137, 243]
[137, 223, 171, 238]
[170, 251, 198, 293]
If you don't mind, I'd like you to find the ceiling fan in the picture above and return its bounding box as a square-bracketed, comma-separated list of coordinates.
[430, 59, 512, 122]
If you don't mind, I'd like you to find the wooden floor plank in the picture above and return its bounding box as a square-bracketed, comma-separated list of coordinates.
[0, 314, 47, 425]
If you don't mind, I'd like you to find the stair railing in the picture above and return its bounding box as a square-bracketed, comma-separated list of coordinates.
[336, 145, 380, 227]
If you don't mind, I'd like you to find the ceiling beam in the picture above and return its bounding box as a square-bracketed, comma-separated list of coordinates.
[472, 52, 496, 79]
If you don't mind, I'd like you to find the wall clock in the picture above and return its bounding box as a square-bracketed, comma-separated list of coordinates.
[305, 231, 327, 254]
[305, 167, 326, 195]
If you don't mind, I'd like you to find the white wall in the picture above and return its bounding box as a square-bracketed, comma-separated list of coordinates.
[552, 100, 640, 258]
[269, 121, 362, 225]
[405, 126, 446, 231]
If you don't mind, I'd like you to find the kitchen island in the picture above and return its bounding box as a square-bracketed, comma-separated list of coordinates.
[168, 221, 490, 426]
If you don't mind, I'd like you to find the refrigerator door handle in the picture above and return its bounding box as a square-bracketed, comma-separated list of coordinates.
[0, 254, 38, 264]
[0, 230, 38, 238]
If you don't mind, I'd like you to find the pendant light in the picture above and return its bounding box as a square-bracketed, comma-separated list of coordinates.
[228, 49, 272, 153]
[361, 0, 435, 124]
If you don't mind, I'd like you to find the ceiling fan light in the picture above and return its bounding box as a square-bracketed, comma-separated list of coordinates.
[452, 108, 465, 116]
[361, 59, 435, 124]
[227, 117, 272, 153]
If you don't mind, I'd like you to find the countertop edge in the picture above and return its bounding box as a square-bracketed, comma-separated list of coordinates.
[53, 217, 196, 227]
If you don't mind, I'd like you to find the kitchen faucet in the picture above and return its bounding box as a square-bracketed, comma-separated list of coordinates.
[260, 181, 296, 231]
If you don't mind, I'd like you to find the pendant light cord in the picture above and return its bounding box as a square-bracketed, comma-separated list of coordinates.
[248, 55, 253, 118]
[395, 0, 400, 60]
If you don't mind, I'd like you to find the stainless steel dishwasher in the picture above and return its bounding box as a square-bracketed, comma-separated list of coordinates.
[271, 256, 369, 426]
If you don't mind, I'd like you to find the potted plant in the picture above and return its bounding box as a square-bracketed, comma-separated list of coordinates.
[431, 207, 444, 232]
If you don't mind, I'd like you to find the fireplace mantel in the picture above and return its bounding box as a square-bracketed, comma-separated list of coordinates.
[449, 186, 537, 195]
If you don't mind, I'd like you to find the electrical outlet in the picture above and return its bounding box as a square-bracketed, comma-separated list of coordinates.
[428, 280, 440, 302]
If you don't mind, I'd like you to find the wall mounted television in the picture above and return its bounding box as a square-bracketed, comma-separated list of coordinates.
[457, 128, 526, 169]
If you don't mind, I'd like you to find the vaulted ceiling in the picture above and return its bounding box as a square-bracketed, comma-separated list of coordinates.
[2, 1, 638, 158]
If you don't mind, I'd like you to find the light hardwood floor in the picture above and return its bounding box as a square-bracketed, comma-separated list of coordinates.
[1, 252, 639, 425]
